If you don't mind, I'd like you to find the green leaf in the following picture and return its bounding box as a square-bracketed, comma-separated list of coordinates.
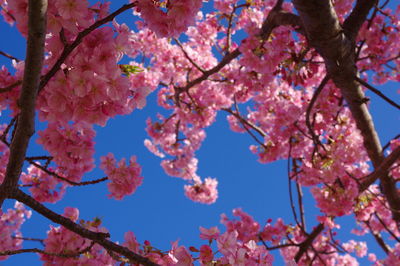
[321, 157, 334, 169]
[119, 64, 144, 76]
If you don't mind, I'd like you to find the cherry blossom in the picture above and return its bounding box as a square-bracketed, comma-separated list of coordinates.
[100, 153, 143, 200]
[0, 202, 31, 261]
[0, 0, 400, 264]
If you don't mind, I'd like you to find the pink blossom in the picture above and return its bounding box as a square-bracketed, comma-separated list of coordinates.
[21, 164, 67, 203]
[199, 226, 220, 240]
[100, 153, 143, 200]
[217, 231, 238, 256]
[0, 202, 31, 261]
[199, 245, 213, 263]
[343, 240, 368, 258]
[144, 139, 165, 158]
[184, 177, 218, 204]
[311, 177, 359, 216]
[41, 208, 113, 265]
[214, 0, 235, 13]
[55, 0, 88, 20]
[123, 231, 140, 253]
[169, 241, 193, 265]
[37, 123, 95, 181]
[135, 0, 202, 38]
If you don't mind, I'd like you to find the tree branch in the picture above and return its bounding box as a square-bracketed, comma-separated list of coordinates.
[288, 151, 301, 230]
[292, 0, 400, 226]
[294, 223, 324, 262]
[383, 134, 400, 151]
[374, 212, 400, 243]
[39, 3, 136, 92]
[222, 108, 267, 138]
[364, 220, 391, 254]
[174, 38, 206, 73]
[12, 236, 44, 246]
[360, 145, 400, 191]
[0, 246, 93, 258]
[355, 76, 400, 110]
[0, 0, 47, 206]
[305, 75, 329, 149]
[294, 159, 306, 231]
[177, 2, 302, 95]
[11, 189, 159, 266]
[0, 80, 21, 94]
[0, 50, 20, 62]
[292, 0, 382, 165]
[27, 160, 108, 186]
[258, 234, 299, 250]
[343, 0, 377, 41]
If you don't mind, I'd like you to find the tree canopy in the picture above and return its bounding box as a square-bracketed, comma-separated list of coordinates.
[0, 0, 400, 265]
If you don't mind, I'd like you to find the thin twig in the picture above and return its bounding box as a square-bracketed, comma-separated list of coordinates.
[222, 108, 267, 137]
[11, 189, 159, 266]
[0, 80, 22, 94]
[174, 39, 206, 73]
[12, 236, 45, 246]
[0, 117, 17, 146]
[327, 229, 347, 254]
[39, 3, 136, 92]
[294, 223, 324, 263]
[0, 50, 20, 62]
[258, 234, 298, 251]
[305, 75, 329, 153]
[0, 242, 95, 258]
[294, 159, 306, 231]
[287, 140, 301, 230]
[27, 160, 108, 186]
[374, 212, 400, 243]
[0, 4, 16, 22]
[224, 3, 250, 52]
[364, 220, 391, 254]
[360, 145, 400, 191]
[355, 76, 400, 110]
[382, 134, 400, 151]
[25, 156, 53, 161]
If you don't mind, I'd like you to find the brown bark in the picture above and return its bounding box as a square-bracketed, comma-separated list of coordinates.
[12, 190, 159, 266]
[0, 0, 47, 206]
[291, 0, 400, 259]
[0, 2, 159, 265]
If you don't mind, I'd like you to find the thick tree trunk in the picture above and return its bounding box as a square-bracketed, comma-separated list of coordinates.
[0, 0, 47, 206]
[292, 0, 400, 227]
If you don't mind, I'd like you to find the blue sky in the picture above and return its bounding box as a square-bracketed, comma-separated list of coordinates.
[1, 1, 399, 265]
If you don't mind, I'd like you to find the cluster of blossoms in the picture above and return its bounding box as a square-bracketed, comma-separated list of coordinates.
[40, 207, 114, 265]
[3, 0, 138, 125]
[184, 177, 218, 204]
[0, 65, 21, 114]
[20, 164, 67, 203]
[121, 208, 374, 264]
[37, 123, 95, 181]
[0, 0, 399, 264]
[0, 0, 147, 201]
[0, 202, 31, 261]
[134, 0, 203, 38]
[33, 205, 379, 265]
[122, 208, 274, 265]
[0, 125, 9, 185]
[356, 8, 400, 83]
[125, 0, 400, 263]
[36, 208, 268, 265]
[100, 153, 143, 200]
[38, 25, 135, 127]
